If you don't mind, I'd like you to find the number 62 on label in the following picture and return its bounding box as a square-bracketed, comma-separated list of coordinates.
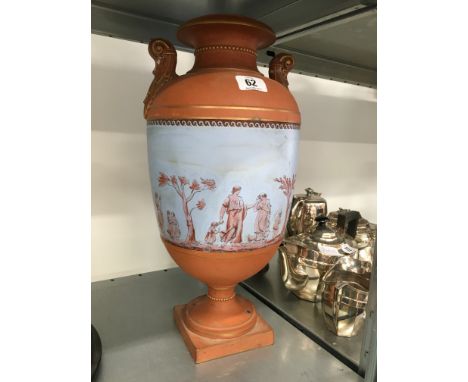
[235, 75, 268, 92]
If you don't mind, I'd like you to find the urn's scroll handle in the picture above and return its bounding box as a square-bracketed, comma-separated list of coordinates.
[143, 39, 179, 118]
[268, 53, 294, 88]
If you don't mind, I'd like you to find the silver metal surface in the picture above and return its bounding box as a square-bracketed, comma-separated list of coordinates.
[92, 268, 363, 382]
[328, 210, 376, 265]
[287, 188, 327, 236]
[91, 0, 377, 87]
[359, 240, 377, 381]
[320, 257, 371, 337]
[280, 217, 357, 302]
[352, 218, 376, 264]
[242, 254, 363, 371]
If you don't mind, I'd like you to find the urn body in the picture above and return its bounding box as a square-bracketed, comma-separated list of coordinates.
[144, 15, 301, 362]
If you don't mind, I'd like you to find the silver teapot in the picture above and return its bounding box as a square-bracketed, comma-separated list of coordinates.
[279, 216, 357, 302]
[319, 256, 372, 337]
[287, 188, 327, 236]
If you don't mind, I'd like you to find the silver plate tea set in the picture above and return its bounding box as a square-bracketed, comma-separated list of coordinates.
[279, 188, 376, 337]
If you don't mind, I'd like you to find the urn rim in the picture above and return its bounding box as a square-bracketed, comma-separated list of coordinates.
[177, 14, 276, 51]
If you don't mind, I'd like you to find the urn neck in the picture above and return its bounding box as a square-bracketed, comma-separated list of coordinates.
[177, 14, 276, 72]
[193, 45, 259, 71]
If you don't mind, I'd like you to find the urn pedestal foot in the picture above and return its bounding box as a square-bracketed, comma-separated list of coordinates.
[173, 303, 274, 363]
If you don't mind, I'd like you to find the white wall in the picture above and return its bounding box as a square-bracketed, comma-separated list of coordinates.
[91, 34, 376, 281]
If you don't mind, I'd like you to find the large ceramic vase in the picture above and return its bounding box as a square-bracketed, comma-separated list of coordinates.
[144, 14, 300, 363]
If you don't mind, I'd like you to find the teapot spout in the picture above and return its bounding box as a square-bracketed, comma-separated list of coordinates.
[278, 245, 308, 291]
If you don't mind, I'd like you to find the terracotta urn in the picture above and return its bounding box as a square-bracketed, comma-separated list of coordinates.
[144, 14, 300, 363]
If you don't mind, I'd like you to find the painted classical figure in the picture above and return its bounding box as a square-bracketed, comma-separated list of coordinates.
[248, 193, 272, 241]
[219, 186, 248, 243]
[272, 210, 283, 238]
[166, 210, 181, 241]
[205, 221, 221, 244]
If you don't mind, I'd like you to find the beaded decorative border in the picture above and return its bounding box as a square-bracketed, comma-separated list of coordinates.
[195, 45, 256, 56]
[147, 119, 300, 130]
[207, 294, 236, 302]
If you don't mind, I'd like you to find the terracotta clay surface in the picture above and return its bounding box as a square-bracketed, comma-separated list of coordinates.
[145, 15, 300, 124]
[164, 239, 279, 342]
[146, 70, 300, 122]
[163, 239, 281, 286]
[174, 304, 274, 363]
[145, 14, 300, 362]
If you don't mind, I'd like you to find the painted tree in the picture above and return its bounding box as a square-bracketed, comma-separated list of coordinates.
[158, 172, 216, 243]
[274, 175, 296, 235]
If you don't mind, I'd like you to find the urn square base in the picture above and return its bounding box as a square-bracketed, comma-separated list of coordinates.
[173, 304, 274, 363]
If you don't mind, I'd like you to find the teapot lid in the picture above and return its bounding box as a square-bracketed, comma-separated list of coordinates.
[295, 188, 326, 203]
[309, 215, 343, 245]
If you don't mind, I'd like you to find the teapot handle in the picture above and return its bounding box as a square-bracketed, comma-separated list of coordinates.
[278, 245, 290, 284]
[143, 39, 179, 118]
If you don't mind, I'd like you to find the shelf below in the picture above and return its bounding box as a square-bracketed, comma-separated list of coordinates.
[92, 267, 363, 381]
